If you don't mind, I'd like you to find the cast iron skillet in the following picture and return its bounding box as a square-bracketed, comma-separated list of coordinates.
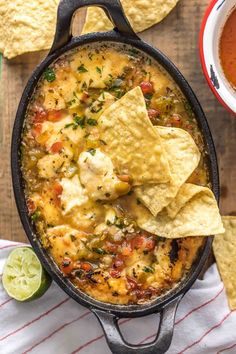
[11, 0, 219, 353]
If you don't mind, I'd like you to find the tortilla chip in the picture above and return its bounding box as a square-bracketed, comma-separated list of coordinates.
[0, 0, 59, 59]
[213, 216, 236, 310]
[82, 0, 179, 34]
[126, 183, 224, 238]
[98, 86, 171, 185]
[135, 127, 200, 216]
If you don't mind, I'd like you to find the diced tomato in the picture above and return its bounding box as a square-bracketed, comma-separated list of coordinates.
[53, 182, 63, 196]
[31, 123, 42, 138]
[121, 246, 132, 257]
[140, 81, 154, 94]
[145, 238, 156, 251]
[113, 257, 124, 269]
[130, 235, 145, 250]
[117, 175, 131, 183]
[147, 108, 160, 121]
[61, 257, 74, 275]
[47, 110, 64, 122]
[53, 182, 63, 206]
[80, 262, 93, 272]
[170, 114, 182, 127]
[33, 109, 47, 123]
[126, 276, 138, 290]
[50, 141, 63, 154]
[105, 242, 117, 254]
[26, 198, 36, 214]
[110, 269, 121, 278]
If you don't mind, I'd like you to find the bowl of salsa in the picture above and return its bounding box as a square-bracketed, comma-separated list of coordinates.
[200, 0, 236, 115]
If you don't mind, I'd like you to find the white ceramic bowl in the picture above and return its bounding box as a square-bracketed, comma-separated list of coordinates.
[200, 0, 236, 114]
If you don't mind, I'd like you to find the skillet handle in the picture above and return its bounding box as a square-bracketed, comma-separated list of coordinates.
[50, 0, 139, 55]
[92, 295, 182, 354]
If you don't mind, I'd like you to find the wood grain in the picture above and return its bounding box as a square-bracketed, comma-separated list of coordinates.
[0, 0, 235, 243]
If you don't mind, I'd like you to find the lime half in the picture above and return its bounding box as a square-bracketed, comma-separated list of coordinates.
[2, 247, 52, 301]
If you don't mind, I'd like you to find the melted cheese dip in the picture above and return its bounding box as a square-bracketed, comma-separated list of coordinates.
[21, 43, 208, 305]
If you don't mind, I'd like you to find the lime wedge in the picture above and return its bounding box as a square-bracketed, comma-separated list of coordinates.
[2, 247, 51, 301]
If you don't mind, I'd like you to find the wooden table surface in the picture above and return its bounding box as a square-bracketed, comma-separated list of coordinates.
[0, 0, 236, 243]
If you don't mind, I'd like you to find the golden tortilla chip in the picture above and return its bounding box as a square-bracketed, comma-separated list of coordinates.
[82, 1, 179, 34]
[126, 183, 224, 238]
[0, 0, 59, 59]
[135, 127, 200, 216]
[98, 86, 171, 185]
[213, 216, 236, 310]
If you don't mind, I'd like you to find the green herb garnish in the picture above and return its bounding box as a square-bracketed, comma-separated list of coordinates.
[92, 248, 107, 255]
[64, 115, 86, 130]
[44, 68, 56, 82]
[67, 98, 76, 107]
[64, 123, 74, 129]
[143, 266, 154, 273]
[96, 66, 102, 75]
[31, 210, 41, 222]
[87, 148, 96, 156]
[73, 115, 86, 129]
[144, 93, 153, 100]
[87, 118, 98, 126]
[78, 64, 88, 73]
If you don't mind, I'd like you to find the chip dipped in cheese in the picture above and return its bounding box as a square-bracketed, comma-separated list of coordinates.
[78, 148, 130, 201]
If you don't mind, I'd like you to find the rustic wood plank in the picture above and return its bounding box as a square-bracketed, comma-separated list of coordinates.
[0, 0, 235, 243]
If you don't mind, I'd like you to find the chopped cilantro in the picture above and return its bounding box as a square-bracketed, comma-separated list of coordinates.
[87, 118, 98, 126]
[92, 247, 107, 255]
[44, 68, 56, 82]
[67, 98, 76, 107]
[81, 81, 88, 90]
[31, 209, 41, 221]
[78, 64, 88, 73]
[143, 266, 154, 273]
[113, 88, 125, 99]
[90, 105, 103, 113]
[74, 115, 86, 129]
[144, 93, 153, 100]
[64, 116, 85, 130]
[96, 66, 103, 75]
[87, 148, 96, 156]
[64, 123, 74, 129]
